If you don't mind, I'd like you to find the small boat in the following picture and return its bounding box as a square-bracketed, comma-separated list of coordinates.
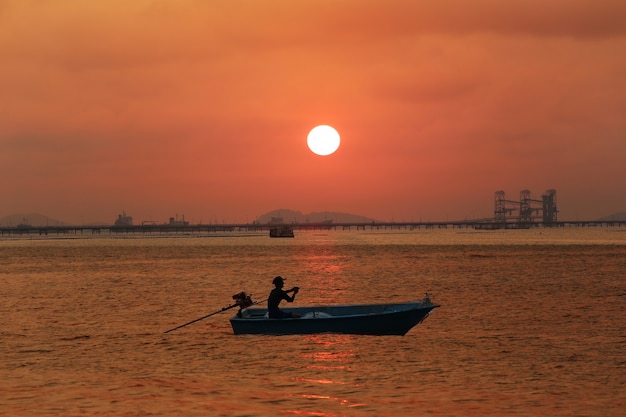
[230, 294, 438, 335]
[269, 226, 294, 238]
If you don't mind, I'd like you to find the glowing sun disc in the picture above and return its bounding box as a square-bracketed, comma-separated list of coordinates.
[307, 125, 340, 156]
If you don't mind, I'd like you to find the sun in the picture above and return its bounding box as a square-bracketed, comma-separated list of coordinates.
[307, 125, 340, 156]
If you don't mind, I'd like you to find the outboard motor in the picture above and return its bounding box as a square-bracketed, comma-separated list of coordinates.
[232, 291, 254, 317]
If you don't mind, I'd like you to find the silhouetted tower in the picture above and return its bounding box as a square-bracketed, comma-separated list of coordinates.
[494, 191, 507, 223]
[542, 189, 558, 224]
[519, 190, 532, 224]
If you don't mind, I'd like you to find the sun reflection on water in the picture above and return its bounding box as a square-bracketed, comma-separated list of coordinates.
[277, 334, 366, 414]
[295, 248, 351, 304]
[302, 334, 356, 358]
[294, 377, 337, 385]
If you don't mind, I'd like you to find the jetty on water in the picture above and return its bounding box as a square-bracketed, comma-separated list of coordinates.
[1, 219, 625, 237]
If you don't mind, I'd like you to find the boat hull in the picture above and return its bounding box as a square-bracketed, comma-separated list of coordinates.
[230, 302, 438, 336]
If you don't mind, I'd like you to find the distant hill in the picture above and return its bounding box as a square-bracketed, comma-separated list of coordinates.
[257, 209, 377, 224]
[0, 213, 71, 227]
[596, 212, 626, 221]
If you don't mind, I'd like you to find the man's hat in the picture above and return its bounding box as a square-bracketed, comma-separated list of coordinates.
[272, 276, 284, 285]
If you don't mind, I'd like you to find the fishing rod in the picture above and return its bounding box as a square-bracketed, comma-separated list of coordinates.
[164, 291, 265, 334]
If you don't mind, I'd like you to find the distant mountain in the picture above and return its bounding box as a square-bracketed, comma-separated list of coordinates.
[596, 212, 626, 221]
[0, 213, 71, 227]
[257, 209, 377, 224]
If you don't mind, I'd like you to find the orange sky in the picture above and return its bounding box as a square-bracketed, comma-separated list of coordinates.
[1, 0, 625, 224]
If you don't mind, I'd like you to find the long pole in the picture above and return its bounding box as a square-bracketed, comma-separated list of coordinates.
[164, 303, 239, 334]
[163, 297, 269, 334]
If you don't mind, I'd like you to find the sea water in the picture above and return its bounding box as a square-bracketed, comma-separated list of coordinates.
[0, 228, 624, 416]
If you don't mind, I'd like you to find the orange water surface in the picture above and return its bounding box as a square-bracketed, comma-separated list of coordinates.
[1, 228, 624, 416]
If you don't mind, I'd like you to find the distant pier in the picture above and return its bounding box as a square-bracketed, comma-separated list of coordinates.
[6, 188, 621, 237]
[1, 220, 625, 237]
